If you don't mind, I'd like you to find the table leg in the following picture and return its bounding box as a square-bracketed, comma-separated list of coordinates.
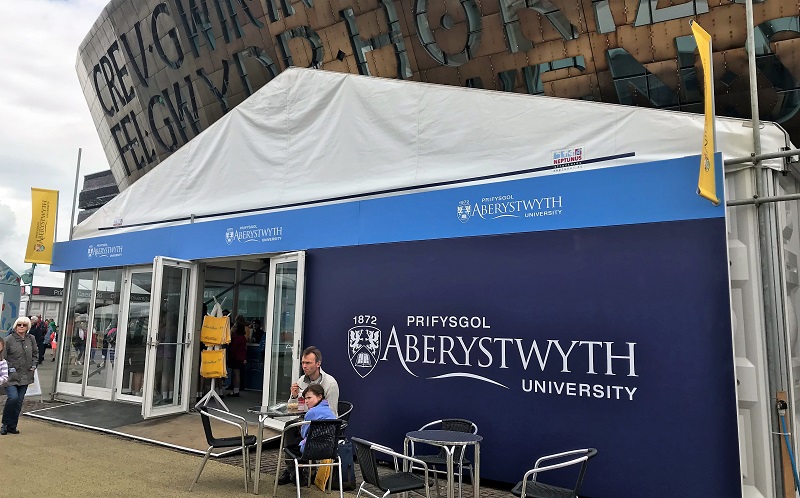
[473, 443, 480, 498]
[445, 446, 455, 498]
[254, 418, 264, 495]
[403, 438, 410, 498]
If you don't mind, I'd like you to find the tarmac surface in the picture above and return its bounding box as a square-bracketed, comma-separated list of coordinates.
[0, 348, 510, 498]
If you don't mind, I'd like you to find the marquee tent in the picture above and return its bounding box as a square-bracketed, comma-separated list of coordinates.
[71, 67, 789, 241]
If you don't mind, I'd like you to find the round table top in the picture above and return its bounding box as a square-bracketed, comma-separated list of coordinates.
[406, 429, 483, 445]
[248, 404, 305, 417]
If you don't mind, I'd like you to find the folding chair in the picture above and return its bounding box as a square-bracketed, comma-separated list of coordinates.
[352, 437, 432, 498]
[274, 419, 345, 498]
[190, 406, 257, 492]
[510, 448, 598, 498]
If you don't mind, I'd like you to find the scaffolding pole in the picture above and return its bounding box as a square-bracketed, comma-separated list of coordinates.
[742, 0, 790, 495]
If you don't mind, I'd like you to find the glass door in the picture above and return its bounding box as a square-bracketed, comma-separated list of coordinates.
[142, 257, 198, 418]
[115, 267, 152, 402]
[57, 270, 94, 396]
[84, 269, 124, 400]
[261, 252, 306, 430]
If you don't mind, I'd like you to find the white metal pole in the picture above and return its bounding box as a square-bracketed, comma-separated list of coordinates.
[744, 0, 786, 495]
[68, 148, 82, 241]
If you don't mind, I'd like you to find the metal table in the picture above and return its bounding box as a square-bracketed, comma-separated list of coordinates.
[248, 404, 305, 495]
[404, 429, 483, 498]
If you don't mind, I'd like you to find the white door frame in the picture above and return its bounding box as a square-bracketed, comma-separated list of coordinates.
[260, 251, 306, 430]
[142, 256, 198, 419]
[114, 265, 152, 403]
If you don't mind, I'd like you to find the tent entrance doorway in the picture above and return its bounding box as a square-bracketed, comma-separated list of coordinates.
[198, 252, 305, 430]
[56, 259, 198, 421]
[141, 257, 198, 418]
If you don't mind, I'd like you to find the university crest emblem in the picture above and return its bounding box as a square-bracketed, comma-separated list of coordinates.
[348, 325, 381, 378]
[457, 200, 472, 223]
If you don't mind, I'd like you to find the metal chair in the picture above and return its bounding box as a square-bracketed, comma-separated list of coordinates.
[352, 437, 432, 498]
[510, 448, 598, 498]
[408, 419, 478, 498]
[337, 400, 353, 434]
[190, 406, 257, 492]
[274, 419, 345, 498]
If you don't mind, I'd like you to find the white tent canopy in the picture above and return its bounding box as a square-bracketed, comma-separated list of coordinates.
[74, 68, 790, 239]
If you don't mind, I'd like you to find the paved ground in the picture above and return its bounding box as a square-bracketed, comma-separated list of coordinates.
[0, 416, 299, 497]
[0, 348, 512, 498]
[1, 409, 509, 498]
[1, 397, 510, 498]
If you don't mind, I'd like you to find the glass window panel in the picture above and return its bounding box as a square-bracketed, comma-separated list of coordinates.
[268, 261, 298, 405]
[121, 271, 151, 396]
[59, 271, 94, 386]
[86, 268, 123, 391]
[153, 265, 190, 408]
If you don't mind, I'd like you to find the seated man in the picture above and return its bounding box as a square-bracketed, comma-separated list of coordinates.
[277, 384, 336, 485]
[291, 346, 339, 417]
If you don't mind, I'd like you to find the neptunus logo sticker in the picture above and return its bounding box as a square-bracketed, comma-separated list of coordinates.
[225, 224, 283, 245]
[347, 314, 639, 401]
[456, 195, 563, 223]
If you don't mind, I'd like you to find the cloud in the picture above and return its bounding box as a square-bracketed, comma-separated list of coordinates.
[0, 201, 19, 247]
[0, 0, 109, 287]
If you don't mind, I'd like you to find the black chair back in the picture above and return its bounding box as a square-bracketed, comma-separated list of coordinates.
[572, 448, 598, 495]
[352, 437, 382, 489]
[302, 419, 344, 461]
[441, 419, 474, 433]
[435, 418, 477, 461]
[198, 407, 215, 446]
[337, 400, 353, 423]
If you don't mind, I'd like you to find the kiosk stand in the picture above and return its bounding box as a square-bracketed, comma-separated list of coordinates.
[195, 297, 230, 411]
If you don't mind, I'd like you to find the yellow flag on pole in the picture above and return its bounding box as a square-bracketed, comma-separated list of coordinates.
[691, 20, 720, 206]
[24, 188, 59, 264]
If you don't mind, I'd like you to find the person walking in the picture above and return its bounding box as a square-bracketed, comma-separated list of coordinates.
[2, 317, 38, 435]
[30, 316, 47, 364]
[226, 316, 248, 397]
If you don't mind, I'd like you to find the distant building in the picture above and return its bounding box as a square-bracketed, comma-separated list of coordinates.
[0, 260, 20, 332]
[20, 286, 64, 322]
[78, 170, 119, 224]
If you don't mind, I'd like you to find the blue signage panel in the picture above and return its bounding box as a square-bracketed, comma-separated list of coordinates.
[52, 155, 723, 271]
[303, 218, 739, 497]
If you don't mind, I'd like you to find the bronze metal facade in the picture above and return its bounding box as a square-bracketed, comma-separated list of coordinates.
[77, 0, 800, 191]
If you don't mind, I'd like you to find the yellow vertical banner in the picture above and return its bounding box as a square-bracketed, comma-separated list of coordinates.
[25, 188, 59, 264]
[691, 20, 720, 206]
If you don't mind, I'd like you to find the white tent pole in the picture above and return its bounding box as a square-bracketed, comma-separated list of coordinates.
[68, 148, 82, 241]
[744, 0, 787, 495]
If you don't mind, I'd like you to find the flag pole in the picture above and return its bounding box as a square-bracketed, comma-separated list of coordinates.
[69, 148, 82, 241]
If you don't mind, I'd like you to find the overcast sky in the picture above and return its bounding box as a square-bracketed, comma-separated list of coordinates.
[0, 0, 109, 287]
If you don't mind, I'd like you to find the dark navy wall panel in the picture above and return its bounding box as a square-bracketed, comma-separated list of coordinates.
[303, 219, 739, 498]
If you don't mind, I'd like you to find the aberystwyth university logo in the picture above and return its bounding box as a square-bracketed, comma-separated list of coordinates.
[345, 313, 639, 401]
[348, 318, 382, 378]
[87, 243, 123, 259]
[225, 224, 283, 245]
[456, 194, 564, 223]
